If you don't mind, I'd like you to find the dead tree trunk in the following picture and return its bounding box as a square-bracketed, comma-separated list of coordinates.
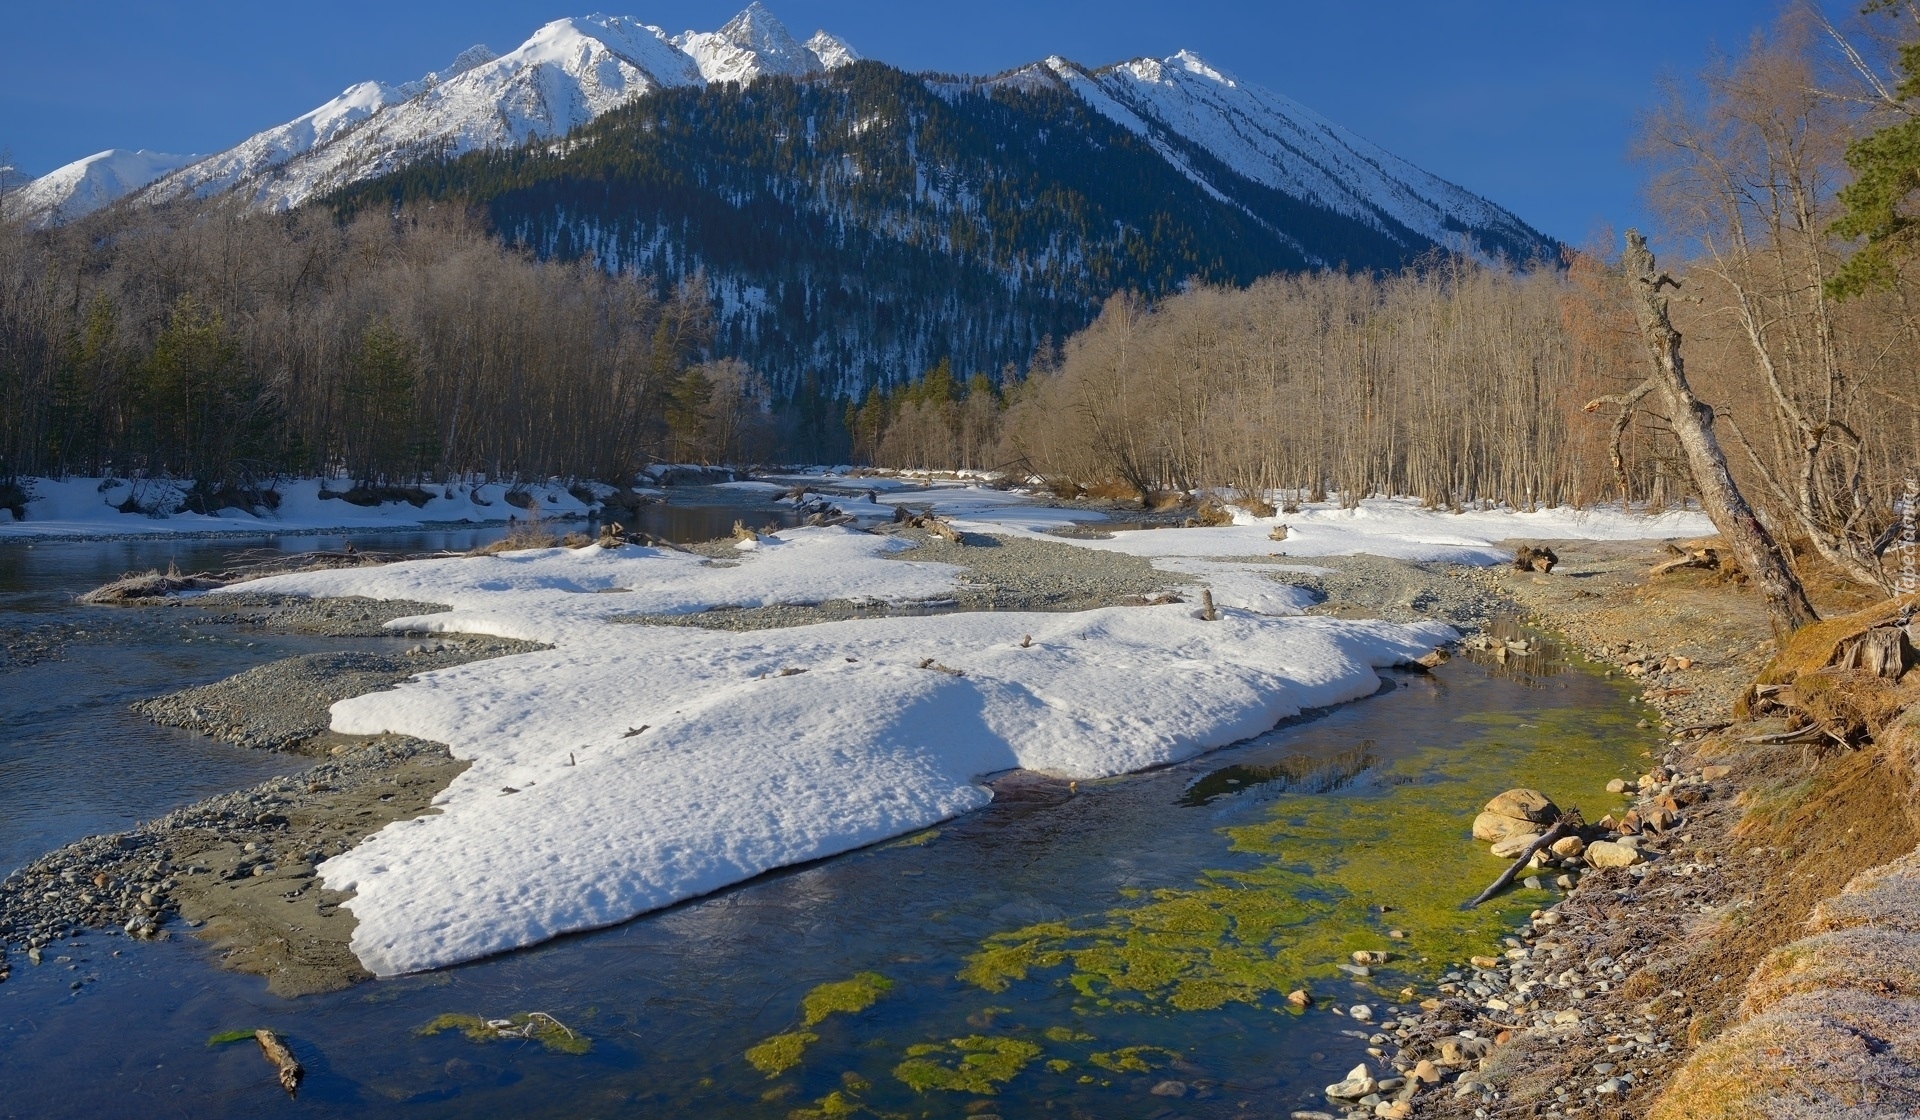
[1622, 230, 1819, 635]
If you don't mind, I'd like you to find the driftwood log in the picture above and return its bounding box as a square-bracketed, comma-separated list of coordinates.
[924, 518, 962, 544]
[892, 504, 963, 543]
[1467, 815, 1579, 908]
[254, 1029, 304, 1096]
[1513, 545, 1558, 573]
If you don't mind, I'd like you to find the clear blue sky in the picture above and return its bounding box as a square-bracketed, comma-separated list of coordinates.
[1, 1, 1825, 242]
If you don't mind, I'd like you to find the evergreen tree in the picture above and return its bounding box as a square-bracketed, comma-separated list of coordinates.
[343, 319, 425, 484]
[1828, 9, 1920, 296]
[139, 295, 249, 479]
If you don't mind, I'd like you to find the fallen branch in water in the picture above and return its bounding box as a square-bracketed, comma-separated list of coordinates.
[1467, 814, 1579, 908]
[254, 1029, 304, 1097]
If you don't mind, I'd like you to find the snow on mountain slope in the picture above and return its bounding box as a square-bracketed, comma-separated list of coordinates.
[3, 149, 201, 227]
[1044, 51, 1547, 261]
[805, 30, 861, 71]
[141, 47, 498, 206]
[123, 6, 854, 215]
[675, 1, 824, 84]
[185, 15, 705, 212]
[20, 2, 1536, 265]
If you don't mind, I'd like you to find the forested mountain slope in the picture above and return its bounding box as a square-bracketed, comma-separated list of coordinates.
[331, 59, 1557, 394]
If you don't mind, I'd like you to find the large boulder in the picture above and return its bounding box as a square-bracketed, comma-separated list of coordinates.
[1490, 832, 1544, 859]
[1484, 788, 1560, 824]
[1472, 811, 1538, 842]
[1586, 840, 1644, 868]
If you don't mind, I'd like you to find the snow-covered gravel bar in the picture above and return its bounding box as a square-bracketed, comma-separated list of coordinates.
[228, 526, 1453, 975]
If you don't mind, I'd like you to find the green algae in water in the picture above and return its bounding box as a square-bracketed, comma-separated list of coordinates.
[962, 700, 1646, 1012]
[786, 1089, 862, 1118]
[802, 972, 893, 1026]
[1087, 1045, 1178, 1073]
[746, 1031, 820, 1076]
[206, 1029, 260, 1047]
[417, 1012, 591, 1055]
[745, 972, 895, 1077]
[892, 1035, 1043, 1094]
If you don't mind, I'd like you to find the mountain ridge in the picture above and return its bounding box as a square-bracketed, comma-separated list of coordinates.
[9, 3, 1547, 263]
[323, 57, 1554, 397]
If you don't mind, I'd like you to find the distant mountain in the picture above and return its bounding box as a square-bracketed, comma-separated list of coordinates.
[11, 5, 1555, 396]
[133, 3, 853, 214]
[328, 53, 1556, 395]
[1033, 51, 1547, 264]
[2, 149, 202, 227]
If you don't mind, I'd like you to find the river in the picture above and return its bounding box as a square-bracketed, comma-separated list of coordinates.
[0, 497, 1653, 1119]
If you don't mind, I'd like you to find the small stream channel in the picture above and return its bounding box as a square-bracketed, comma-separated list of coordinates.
[0, 499, 1657, 1119]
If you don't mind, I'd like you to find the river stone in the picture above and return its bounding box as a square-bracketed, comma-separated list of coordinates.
[1325, 1063, 1376, 1099]
[1586, 840, 1644, 868]
[1550, 835, 1586, 857]
[1485, 788, 1559, 824]
[1490, 832, 1543, 859]
[1438, 1035, 1495, 1066]
[1149, 1080, 1188, 1098]
[1472, 812, 1536, 842]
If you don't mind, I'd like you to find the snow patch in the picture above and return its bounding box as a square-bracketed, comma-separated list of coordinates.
[232, 529, 1449, 974]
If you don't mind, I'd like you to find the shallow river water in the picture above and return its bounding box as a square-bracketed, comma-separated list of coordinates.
[0, 500, 1656, 1120]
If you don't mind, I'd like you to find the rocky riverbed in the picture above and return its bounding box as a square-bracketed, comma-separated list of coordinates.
[8, 521, 1818, 1114]
[0, 593, 543, 995]
[0, 733, 465, 996]
[134, 638, 543, 752]
[1297, 539, 1918, 1119]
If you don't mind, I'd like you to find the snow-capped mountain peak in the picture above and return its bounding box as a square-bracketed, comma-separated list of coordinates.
[3, 149, 203, 227]
[15, 5, 1543, 270]
[93, 7, 850, 216]
[675, 2, 824, 84]
[1048, 48, 1547, 263]
[805, 30, 861, 71]
[1165, 50, 1235, 86]
[134, 13, 704, 213]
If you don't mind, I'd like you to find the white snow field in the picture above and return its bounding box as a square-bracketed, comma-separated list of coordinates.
[227, 523, 1453, 974]
[768, 473, 1717, 613]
